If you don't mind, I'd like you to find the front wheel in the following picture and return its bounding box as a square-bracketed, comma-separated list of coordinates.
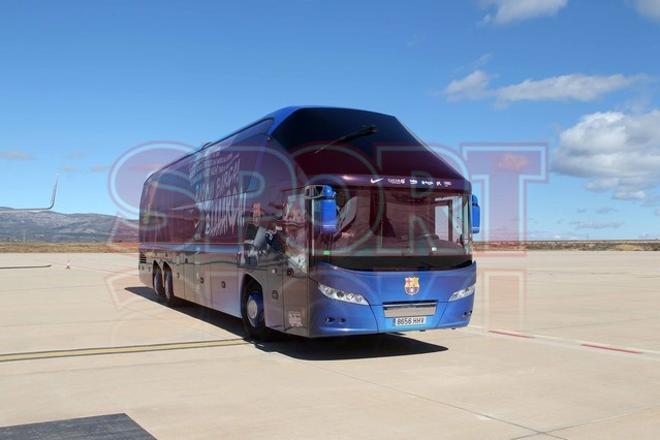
[241, 282, 272, 341]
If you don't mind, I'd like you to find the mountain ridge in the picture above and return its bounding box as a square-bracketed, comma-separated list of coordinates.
[0, 208, 138, 243]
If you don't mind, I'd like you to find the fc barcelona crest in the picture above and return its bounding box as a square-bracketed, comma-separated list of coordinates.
[404, 276, 420, 296]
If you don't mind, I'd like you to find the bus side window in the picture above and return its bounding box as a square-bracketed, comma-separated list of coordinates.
[282, 194, 308, 272]
[434, 204, 450, 241]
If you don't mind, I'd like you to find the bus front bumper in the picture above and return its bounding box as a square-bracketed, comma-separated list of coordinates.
[308, 290, 474, 338]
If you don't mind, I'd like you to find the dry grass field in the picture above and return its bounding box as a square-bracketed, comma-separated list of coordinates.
[0, 242, 139, 253]
[478, 240, 660, 251]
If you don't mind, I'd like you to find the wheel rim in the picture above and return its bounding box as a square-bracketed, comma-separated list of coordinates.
[246, 293, 262, 328]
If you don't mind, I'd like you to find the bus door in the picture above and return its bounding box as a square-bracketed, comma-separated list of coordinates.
[279, 191, 310, 335]
[260, 225, 285, 332]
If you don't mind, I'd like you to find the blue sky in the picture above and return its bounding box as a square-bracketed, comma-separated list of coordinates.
[1, 0, 659, 239]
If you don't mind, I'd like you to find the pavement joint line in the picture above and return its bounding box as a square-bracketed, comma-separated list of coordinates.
[0, 338, 249, 363]
[50, 264, 137, 275]
[489, 329, 535, 339]
[540, 404, 660, 437]
[581, 343, 642, 354]
[0, 283, 109, 293]
[510, 432, 567, 440]
[519, 315, 660, 333]
[0, 316, 193, 328]
[0, 265, 52, 270]
[464, 326, 660, 359]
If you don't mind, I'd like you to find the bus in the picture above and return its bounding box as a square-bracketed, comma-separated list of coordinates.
[138, 106, 480, 340]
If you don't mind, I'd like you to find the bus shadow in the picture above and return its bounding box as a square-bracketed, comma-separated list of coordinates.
[125, 287, 449, 360]
[255, 334, 448, 361]
[124, 286, 245, 338]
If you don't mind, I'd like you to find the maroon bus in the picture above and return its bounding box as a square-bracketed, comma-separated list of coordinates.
[139, 106, 479, 339]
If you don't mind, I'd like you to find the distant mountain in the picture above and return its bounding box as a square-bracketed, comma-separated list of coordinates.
[0, 208, 138, 243]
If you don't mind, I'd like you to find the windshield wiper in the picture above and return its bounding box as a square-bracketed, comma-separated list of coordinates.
[313, 125, 377, 154]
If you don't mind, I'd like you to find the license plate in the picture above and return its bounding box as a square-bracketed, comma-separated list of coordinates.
[394, 316, 427, 326]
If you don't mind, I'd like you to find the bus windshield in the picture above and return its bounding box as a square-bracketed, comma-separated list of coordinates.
[312, 187, 473, 271]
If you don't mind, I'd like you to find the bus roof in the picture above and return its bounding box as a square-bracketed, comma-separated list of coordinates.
[145, 106, 458, 185]
[263, 106, 391, 135]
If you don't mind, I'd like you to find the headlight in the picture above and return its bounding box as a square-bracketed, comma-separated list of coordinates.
[318, 283, 369, 306]
[449, 284, 475, 302]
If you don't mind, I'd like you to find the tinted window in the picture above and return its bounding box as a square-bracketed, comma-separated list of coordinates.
[271, 108, 464, 179]
[271, 108, 421, 155]
[310, 187, 472, 271]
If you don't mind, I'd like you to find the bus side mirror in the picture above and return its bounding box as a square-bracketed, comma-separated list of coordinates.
[471, 195, 480, 234]
[316, 185, 337, 236]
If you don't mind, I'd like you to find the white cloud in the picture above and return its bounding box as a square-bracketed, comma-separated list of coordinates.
[61, 165, 79, 173]
[496, 74, 640, 103]
[471, 53, 493, 69]
[444, 70, 490, 101]
[0, 150, 34, 160]
[66, 150, 86, 160]
[569, 220, 624, 230]
[443, 72, 643, 104]
[642, 194, 660, 207]
[613, 190, 647, 200]
[553, 110, 660, 200]
[585, 178, 620, 192]
[90, 164, 111, 173]
[595, 207, 618, 214]
[406, 33, 425, 47]
[482, 0, 568, 25]
[633, 0, 660, 21]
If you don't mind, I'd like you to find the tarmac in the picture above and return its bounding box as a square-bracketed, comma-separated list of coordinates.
[0, 251, 658, 439]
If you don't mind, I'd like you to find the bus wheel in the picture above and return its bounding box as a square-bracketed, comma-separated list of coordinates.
[153, 266, 164, 300]
[163, 267, 181, 307]
[241, 282, 271, 341]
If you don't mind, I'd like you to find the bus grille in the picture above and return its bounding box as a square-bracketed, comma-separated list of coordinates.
[383, 301, 437, 318]
[139, 253, 147, 264]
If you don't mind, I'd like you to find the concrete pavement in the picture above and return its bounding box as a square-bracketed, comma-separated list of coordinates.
[0, 251, 658, 439]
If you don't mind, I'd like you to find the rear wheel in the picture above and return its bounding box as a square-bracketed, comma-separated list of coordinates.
[153, 266, 164, 300]
[241, 281, 272, 341]
[163, 267, 182, 307]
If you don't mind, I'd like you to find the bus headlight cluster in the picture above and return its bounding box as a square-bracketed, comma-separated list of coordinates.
[318, 283, 369, 306]
[449, 284, 475, 302]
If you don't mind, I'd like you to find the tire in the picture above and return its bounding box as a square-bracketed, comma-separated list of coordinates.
[163, 267, 182, 307]
[241, 281, 272, 341]
[153, 266, 164, 300]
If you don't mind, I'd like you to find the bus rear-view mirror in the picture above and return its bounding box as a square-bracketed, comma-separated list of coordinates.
[314, 185, 337, 236]
[471, 195, 480, 234]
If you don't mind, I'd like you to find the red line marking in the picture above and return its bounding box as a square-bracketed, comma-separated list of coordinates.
[581, 343, 642, 354]
[489, 330, 534, 339]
